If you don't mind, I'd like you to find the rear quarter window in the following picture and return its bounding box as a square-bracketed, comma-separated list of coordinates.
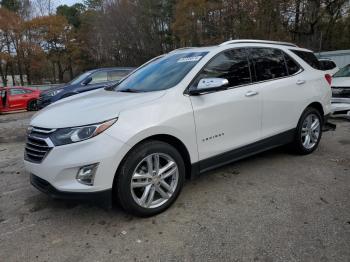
[283, 52, 301, 75]
[291, 50, 320, 70]
[319, 60, 337, 70]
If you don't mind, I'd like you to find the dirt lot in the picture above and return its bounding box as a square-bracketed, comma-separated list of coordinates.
[0, 112, 349, 262]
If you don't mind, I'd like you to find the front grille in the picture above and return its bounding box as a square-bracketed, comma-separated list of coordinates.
[24, 127, 56, 163]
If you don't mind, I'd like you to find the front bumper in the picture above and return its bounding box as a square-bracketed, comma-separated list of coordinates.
[25, 132, 131, 195]
[30, 174, 112, 206]
[331, 98, 350, 115]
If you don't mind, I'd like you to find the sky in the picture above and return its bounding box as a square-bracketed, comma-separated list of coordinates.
[59, 0, 83, 6]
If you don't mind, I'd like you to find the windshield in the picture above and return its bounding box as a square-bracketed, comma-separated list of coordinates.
[116, 52, 208, 92]
[68, 71, 92, 85]
[333, 65, 350, 78]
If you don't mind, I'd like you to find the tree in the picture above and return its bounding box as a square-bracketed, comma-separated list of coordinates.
[0, 0, 20, 12]
[57, 4, 85, 28]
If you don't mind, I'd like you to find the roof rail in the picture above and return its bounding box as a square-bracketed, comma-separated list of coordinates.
[219, 39, 297, 48]
[169, 47, 197, 53]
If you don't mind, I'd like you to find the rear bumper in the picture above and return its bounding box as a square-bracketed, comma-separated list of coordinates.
[30, 174, 112, 206]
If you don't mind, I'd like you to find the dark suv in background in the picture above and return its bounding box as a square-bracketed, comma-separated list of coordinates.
[38, 67, 134, 108]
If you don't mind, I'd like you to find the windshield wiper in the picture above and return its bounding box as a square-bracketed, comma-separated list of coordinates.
[118, 88, 142, 93]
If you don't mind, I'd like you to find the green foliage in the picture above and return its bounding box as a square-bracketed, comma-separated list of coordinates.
[56, 4, 85, 28]
[0, 0, 20, 12]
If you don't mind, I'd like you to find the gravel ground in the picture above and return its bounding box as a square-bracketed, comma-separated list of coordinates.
[0, 112, 349, 262]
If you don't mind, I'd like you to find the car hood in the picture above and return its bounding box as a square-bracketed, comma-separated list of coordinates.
[31, 89, 166, 128]
[332, 77, 350, 88]
[42, 84, 66, 93]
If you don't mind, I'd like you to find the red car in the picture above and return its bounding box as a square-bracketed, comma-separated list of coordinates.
[0, 86, 41, 113]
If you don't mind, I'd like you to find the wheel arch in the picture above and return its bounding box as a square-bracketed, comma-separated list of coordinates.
[113, 133, 193, 190]
[306, 102, 325, 119]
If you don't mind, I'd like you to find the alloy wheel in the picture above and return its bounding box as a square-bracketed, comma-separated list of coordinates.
[301, 113, 321, 149]
[130, 153, 179, 209]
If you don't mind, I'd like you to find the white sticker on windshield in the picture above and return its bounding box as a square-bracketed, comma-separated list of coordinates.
[177, 56, 203, 63]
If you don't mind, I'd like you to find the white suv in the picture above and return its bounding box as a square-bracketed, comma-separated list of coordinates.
[25, 40, 332, 217]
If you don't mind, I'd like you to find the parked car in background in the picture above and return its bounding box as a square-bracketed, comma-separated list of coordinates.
[318, 58, 339, 76]
[331, 64, 350, 115]
[38, 67, 134, 108]
[0, 86, 40, 113]
[25, 40, 332, 217]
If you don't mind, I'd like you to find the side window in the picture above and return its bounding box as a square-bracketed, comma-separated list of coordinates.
[291, 50, 320, 69]
[24, 89, 33, 94]
[323, 61, 336, 70]
[10, 89, 26, 95]
[249, 48, 288, 82]
[89, 71, 108, 84]
[284, 52, 301, 75]
[108, 70, 129, 81]
[193, 48, 251, 88]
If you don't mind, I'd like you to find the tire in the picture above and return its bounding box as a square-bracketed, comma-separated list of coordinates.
[115, 140, 185, 217]
[27, 100, 38, 111]
[291, 107, 323, 155]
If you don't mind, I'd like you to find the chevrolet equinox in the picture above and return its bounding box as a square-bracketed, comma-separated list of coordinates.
[25, 40, 332, 217]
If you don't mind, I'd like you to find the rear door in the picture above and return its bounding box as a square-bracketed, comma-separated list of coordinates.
[189, 48, 262, 163]
[248, 47, 304, 138]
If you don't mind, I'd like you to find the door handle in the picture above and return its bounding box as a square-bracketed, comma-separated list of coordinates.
[296, 80, 306, 85]
[245, 91, 259, 97]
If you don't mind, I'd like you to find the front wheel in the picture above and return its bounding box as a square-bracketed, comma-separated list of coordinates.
[27, 100, 38, 111]
[292, 107, 323, 155]
[115, 140, 185, 217]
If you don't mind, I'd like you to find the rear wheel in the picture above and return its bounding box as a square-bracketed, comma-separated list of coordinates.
[291, 107, 323, 155]
[27, 100, 38, 111]
[115, 140, 185, 217]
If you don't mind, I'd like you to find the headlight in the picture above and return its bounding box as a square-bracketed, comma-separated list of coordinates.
[50, 118, 117, 146]
[46, 89, 64, 97]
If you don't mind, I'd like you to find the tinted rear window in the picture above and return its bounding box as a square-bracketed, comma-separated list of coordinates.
[284, 52, 301, 75]
[291, 50, 320, 69]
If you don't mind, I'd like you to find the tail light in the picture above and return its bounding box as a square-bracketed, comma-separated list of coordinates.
[324, 74, 332, 86]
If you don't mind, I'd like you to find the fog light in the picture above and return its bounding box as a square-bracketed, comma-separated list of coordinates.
[76, 163, 99, 186]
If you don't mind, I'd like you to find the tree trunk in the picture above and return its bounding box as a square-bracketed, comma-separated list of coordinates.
[24, 62, 32, 85]
[0, 65, 7, 87]
[294, 0, 301, 41]
[57, 61, 64, 83]
[16, 57, 24, 86]
[10, 63, 15, 86]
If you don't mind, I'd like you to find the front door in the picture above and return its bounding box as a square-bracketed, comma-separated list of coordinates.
[8, 88, 28, 110]
[189, 48, 262, 166]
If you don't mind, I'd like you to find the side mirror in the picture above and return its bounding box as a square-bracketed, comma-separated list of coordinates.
[82, 76, 92, 85]
[188, 78, 229, 95]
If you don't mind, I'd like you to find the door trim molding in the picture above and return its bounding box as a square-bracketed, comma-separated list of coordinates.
[190, 129, 295, 177]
